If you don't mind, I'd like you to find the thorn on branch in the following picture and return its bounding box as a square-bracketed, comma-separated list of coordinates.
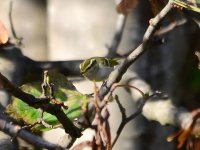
[154, 18, 187, 37]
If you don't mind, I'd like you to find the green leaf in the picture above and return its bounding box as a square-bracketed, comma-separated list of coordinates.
[6, 72, 91, 132]
[172, 0, 200, 13]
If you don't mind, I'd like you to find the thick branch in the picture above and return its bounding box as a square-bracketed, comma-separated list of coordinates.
[0, 117, 64, 150]
[142, 98, 193, 129]
[99, 1, 173, 99]
[36, 60, 82, 77]
[0, 45, 82, 83]
[0, 73, 81, 138]
[127, 71, 193, 130]
[22, 56, 82, 83]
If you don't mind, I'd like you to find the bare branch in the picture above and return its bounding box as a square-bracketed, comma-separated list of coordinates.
[0, 72, 81, 138]
[9, 1, 23, 45]
[154, 18, 187, 36]
[104, 83, 146, 102]
[107, 14, 127, 57]
[110, 83, 154, 148]
[99, 1, 174, 99]
[112, 94, 146, 148]
[0, 117, 64, 150]
[9, 1, 16, 38]
[22, 57, 82, 83]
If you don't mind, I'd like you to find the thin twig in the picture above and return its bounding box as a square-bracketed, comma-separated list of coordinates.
[111, 96, 126, 147]
[9, 1, 16, 38]
[154, 18, 187, 36]
[111, 87, 161, 148]
[9, 1, 22, 45]
[0, 117, 64, 150]
[112, 96, 146, 148]
[38, 109, 53, 128]
[94, 82, 108, 149]
[0, 72, 81, 138]
[107, 14, 127, 57]
[104, 83, 146, 102]
[111, 85, 149, 148]
[99, 1, 174, 99]
[101, 83, 148, 109]
[90, 82, 112, 149]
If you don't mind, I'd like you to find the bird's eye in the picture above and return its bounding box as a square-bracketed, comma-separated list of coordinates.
[103, 58, 111, 67]
[80, 59, 97, 74]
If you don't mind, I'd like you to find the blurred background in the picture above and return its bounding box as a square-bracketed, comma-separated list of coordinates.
[0, 0, 199, 150]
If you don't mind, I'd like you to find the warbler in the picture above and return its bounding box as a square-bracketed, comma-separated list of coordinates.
[79, 57, 119, 82]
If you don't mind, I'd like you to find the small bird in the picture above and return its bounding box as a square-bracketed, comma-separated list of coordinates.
[79, 57, 119, 82]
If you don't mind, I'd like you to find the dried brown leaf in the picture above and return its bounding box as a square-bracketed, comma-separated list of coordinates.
[0, 21, 9, 44]
[167, 109, 200, 149]
[117, 0, 138, 15]
[149, 0, 168, 15]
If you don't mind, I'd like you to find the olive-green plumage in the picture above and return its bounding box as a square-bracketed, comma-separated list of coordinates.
[79, 57, 119, 82]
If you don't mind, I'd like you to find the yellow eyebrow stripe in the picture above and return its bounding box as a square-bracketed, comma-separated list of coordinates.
[80, 58, 96, 73]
